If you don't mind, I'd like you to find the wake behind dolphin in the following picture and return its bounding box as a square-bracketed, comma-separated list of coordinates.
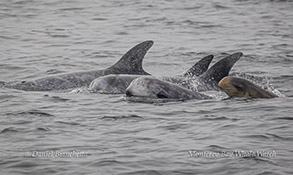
[2, 41, 153, 91]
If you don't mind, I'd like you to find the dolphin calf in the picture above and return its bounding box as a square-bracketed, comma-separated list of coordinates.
[125, 76, 212, 100]
[2, 41, 153, 91]
[218, 76, 277, 98]
[89, 55, 214, 93]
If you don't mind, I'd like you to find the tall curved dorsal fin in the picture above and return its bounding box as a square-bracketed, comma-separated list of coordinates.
[183, 55, 214, 77]
[109, 40, 154, 75]
[200, 52, 243, 83]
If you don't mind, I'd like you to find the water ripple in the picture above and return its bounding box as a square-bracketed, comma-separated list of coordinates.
[0, 127, 21, 134]
[6, 110, 55, 117]
[272, 117, 293, 120]
[101, 114, 144, 121]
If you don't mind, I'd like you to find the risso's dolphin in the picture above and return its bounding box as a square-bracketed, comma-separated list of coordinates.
[125, 76, 212, 100]
[218, 76, 277, 98]
[2, 41, 153, 91]
[89, 55, 214, 93]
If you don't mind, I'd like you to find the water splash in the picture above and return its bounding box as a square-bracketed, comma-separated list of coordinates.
[232, 72, 285, 97]
[69, 87, 90, 94]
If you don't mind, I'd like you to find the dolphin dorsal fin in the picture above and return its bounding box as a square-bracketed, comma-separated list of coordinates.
[183, 55, 214, 77]
[200, 52, 243, 83]
[109, 40, 154, 75]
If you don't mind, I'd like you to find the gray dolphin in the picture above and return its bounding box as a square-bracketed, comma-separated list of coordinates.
[2, 41, 153, 91]
[89, 55, 214, 93]
[125, 76, 211, 100]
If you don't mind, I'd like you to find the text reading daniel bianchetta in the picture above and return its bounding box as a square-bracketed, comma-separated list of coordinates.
[26, 150, 89, 158]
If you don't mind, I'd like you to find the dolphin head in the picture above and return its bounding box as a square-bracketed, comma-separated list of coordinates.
[218, 76, 277, 98]
[89, 74, 142, 94]
[218, 76, 248, 97]
[125, 77, 169, 98]
[89, 76, 113, 93]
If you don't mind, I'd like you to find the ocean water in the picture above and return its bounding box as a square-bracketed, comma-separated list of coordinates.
[0, 0, 293, 174]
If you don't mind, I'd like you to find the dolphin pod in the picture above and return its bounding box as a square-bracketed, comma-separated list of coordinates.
[1, 40, 278, 100]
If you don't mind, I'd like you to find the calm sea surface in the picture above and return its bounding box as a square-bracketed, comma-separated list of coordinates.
[0, 0, 293, 174]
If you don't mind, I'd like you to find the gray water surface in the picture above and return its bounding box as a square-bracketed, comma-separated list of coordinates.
[1, 0, 293, 174]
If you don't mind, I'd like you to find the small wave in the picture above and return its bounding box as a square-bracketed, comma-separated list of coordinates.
[255, 171, 282, 175]
[25, 110, 55, 117]
[90, 159, 122, 167]
[0, 127, 18, 134]
[240, 134, 270, 140]
[200, 115, 238, 121]
[6, 110, 55, 117]
[55, 121, 81, 125]
[0, 127, 20, 134]
[44, 95, 71, 102]
[124, 96, 183, 104]
[200, 24, 223, 28]
[213, 4, 230, 9]
[121, 170, 162, 175]
[272, 117, 293, 120]
[91, 17, 107, 21]
[69, 87, 90, 94]
[35, 127, 51, 131]
[7, 161, 39, 169]
[180, 6, 202, 10]
[266, 133, 292, 141]
[0, 94, 16, 100]
[207, 145, 228, 150]
[59, 7, 85, 11]
[101, 114, 143, 121]
[11, 120, 33, 125]
[241, 156, 277, 165]
[45, 69, 65, 75]
[50, 35, 70, 38]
